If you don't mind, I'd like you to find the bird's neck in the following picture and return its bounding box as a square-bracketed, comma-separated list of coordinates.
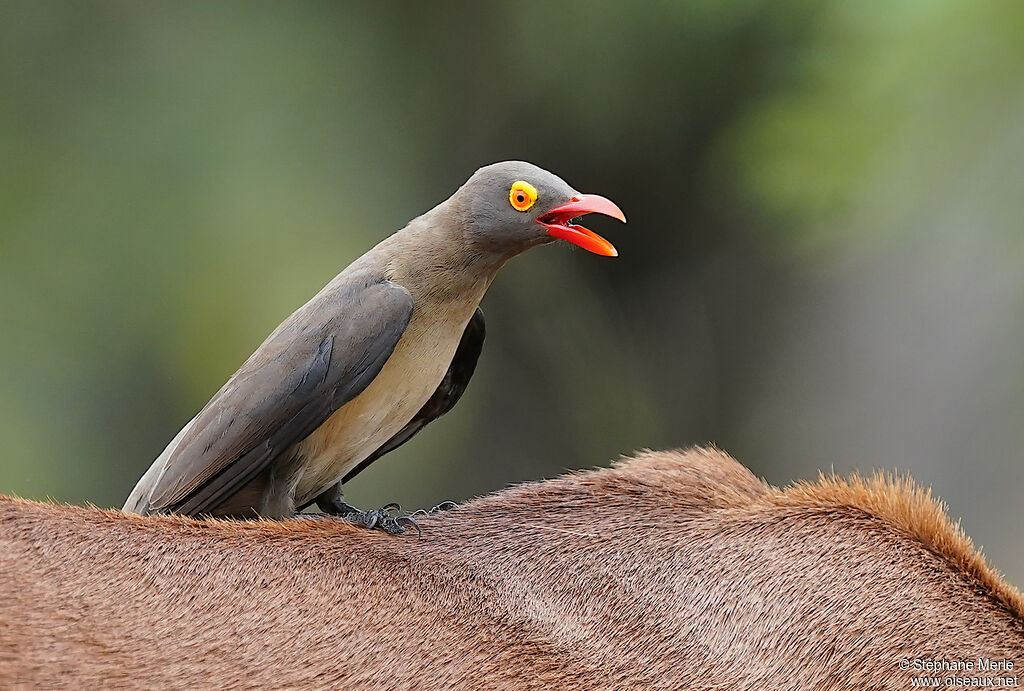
[382, 208, 506, 306]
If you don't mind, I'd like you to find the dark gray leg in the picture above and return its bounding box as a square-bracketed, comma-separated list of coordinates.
[314, 483, 419, 536]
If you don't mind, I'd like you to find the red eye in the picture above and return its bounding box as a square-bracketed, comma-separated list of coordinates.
[509, 181, 537, 211]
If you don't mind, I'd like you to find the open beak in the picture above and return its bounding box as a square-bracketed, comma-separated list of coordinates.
[537, 194, 627, 257]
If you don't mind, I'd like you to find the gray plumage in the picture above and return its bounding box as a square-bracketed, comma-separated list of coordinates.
[124, 161, 622, 521]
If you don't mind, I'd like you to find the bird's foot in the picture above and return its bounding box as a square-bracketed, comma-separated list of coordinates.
[409, 500, 459, 518]
[325, 501, 421, 536]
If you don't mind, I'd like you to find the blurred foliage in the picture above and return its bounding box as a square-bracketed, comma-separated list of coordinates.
[1, 1, 1022, 583]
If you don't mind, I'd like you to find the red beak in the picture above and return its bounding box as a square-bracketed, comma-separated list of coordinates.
[537, 193, 627, 257]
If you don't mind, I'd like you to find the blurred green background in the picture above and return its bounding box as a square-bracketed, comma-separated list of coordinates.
[2, 1, 1022, 583]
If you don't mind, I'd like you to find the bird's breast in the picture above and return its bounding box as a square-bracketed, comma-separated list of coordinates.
[290, 302, 474, 506]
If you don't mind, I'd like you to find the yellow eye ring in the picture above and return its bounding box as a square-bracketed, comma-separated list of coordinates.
[509, 181, 538, 212]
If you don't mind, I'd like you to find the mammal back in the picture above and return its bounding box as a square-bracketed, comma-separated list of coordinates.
[2, 448, 1021, 689]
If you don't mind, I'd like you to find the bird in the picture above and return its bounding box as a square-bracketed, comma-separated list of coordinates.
[123, 161, 626, 533]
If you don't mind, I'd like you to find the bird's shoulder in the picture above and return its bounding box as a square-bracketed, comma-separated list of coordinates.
[142, 270, 413, 514]
[232, 268, 412, 379]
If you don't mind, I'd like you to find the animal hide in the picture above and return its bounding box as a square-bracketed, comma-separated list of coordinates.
[1, 448, 1021, 689]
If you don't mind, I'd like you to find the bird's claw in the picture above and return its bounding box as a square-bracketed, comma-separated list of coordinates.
[409, 500, 459, 518]
[343, 504, 421, 537]
[394, 515, 422, 537]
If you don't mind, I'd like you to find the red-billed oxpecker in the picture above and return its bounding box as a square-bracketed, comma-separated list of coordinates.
[123, 161, 626, 533]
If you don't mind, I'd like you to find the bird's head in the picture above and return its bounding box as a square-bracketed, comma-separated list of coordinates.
[454, 161, 626, 258]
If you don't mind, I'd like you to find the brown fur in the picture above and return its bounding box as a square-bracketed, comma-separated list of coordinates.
[2, 448, 1021, 689]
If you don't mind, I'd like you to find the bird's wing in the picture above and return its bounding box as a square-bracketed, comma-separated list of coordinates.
[339, 307, 485, 485]
[142, 275, 414, 516]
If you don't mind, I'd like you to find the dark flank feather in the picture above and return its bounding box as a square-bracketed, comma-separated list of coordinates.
[143, 275, 413, 516]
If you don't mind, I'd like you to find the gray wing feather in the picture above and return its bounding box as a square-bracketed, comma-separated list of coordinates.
[140, 275, 413, 515]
